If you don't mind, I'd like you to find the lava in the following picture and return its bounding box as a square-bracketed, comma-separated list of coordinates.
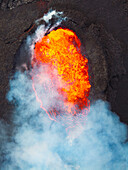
[32, 28, 91, 120]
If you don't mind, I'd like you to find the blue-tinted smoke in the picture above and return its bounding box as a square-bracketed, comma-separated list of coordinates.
[0, 9, 128, 170]
[1, 69, 127, 170]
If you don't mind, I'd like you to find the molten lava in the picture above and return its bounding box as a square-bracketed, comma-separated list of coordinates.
[32, 28, 91, 120]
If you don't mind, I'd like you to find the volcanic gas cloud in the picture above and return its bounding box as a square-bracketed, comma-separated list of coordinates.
[3, 11, 127, 170]
[32, 28, 91, 120]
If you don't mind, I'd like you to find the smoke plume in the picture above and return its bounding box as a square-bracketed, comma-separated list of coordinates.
[0, 10, 128, 170]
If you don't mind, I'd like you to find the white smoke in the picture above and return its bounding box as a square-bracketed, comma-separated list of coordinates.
[35, 10, 63, 24]
[3, 69, 128, 170]
[1, 10, 128, 170]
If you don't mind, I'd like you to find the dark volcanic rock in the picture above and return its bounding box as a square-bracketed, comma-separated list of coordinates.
[1, 0, 36, 10]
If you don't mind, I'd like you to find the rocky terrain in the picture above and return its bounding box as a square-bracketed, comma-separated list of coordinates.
[0, 0, 128, 124]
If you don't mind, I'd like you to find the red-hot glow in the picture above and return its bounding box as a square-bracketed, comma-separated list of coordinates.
[32, 28, 91, 120]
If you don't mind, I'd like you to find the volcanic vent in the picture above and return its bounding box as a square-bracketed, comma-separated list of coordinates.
[32, 28, 91, 120]
[2, 9, 127, 170]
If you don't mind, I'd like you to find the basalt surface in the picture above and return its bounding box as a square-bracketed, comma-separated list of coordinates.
[0, 0, 128, 124]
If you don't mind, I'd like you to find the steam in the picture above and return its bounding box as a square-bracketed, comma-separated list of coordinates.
[1, 10, 128, 170]
[35, 10, 63, 24]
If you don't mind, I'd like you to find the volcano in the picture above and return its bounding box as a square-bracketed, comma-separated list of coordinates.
[0, 3, 128, 169]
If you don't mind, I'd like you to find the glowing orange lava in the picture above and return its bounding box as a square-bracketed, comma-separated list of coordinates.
[32, 28, 91, 119]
